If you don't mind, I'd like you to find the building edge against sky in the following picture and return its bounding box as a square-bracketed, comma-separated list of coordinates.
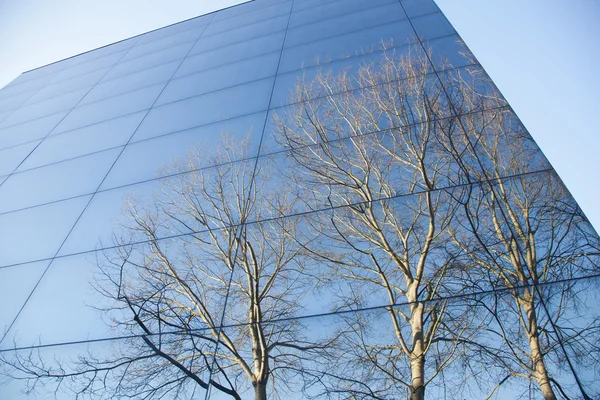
[0, 0, 598, 399]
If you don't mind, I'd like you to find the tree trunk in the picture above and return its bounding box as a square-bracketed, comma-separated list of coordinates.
[529, 334, 556, 400]
[254, 381, 267, 400]
[409, 299, 426, 400]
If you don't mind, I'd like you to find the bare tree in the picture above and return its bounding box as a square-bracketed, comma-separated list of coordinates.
[1, 136, 332, 400]
[275, 45, 484, 400]
[445, 86, 600, 399]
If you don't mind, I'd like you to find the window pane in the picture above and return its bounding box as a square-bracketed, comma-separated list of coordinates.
[0, 140, 41, 176]
[103, 41, 194, 81]
[0, 73, 54, 100]
[179, 31, 286, 77]
[426, 34, 474, 70]
[0, 111, 68, 150]
[134, 78, 274, 141]
[189, 14, 288, 56]
[289, 0, 399, 28]
[0, 148, 121, 213]
[103, 112, 266, 189]
[80, 61, 180, 105]
[18, 112, 146, 171]
[0, 89, 35, 114]
[58, 179, 163, 255]
[25, 67, 109, 105]
[136, 14, 212, 44]
[285, 2, 406, 48]
[0, 195, 91, 267]
[279, 20, 414, 73]
[121, 25, 204, 62]
[53, 84, 164, 134]
[0, 88, 88, 128]
[157, 52, 279, 106]
[203, 1, 292, 36]
[0, 261, 49, 340]
[401, 0, 439, 17]
[49, 50, 127, 84]
[7, 254, 122, 345]
[410, 12, 455, 40]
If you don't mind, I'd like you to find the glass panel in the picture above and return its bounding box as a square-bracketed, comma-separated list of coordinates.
[189, 14, 288, 56]
[133, 78, 274, 141]
[0, 88, 88, 128]
[285, 2, 406, 48]
[58, 180, 163, 256]
[18, 112, 146, 171]
[410, 12, 455, 40]
[538, 277, 600, 398]
[212, 0, 281, 20]
[202, 1, 292, 36]
[289, 0, 396, 27]
[52, 84, 164, 134]
[121, 25, 204, 62]
[102, 41, 194, 81]
[49, 50, 128, 84]
[157, 52, 279, 106]
[426, 34, 475, 70]
[0, 111, 68, 150]
[0, 73, 54, 100]
[0, 261, 49, 341]
[7, 253, 128, 345]
[401, 0, 440, 17]
[0, 195, 91, 267]
[65, 36, 138, 66]
[279, 20, 415, 73]
[80, 60, 180, 105]
[0, 89, 36, 113]
[179, 31, 286, 77]
[439, 65, 507, 114]
[0, 140, 40, 176]
[24, 67, 109, 105]
[292, 0, 338, 11]
[270, 46, 415, 108]
[136, 13, 212, 44]
[105, 111, 266, 189]
[0, 148, 121, 213]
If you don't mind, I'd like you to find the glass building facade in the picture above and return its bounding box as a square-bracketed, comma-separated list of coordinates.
[0, 0, 598, 399]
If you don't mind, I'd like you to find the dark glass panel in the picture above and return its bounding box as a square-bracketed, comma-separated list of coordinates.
[285, 2, 406, 48]
[18, 112, 146, 171]
[52, 84, 165, 134]
[400, 0, 440, 17]
[134, 78, 274, 141]
[410, 12, 455, 40]
[157, 52, 279, 106]
[425, 34, 474, 70]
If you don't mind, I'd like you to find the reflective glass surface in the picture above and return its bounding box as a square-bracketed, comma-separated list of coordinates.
[0, 2, 597, 399]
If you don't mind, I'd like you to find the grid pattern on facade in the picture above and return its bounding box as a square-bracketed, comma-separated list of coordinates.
[0, 0, 598, 399]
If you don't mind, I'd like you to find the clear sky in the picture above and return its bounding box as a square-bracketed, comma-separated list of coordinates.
[0, 0, 598, 230]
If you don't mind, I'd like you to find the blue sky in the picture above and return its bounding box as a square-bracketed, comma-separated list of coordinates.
[0, 0, 598, 230]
